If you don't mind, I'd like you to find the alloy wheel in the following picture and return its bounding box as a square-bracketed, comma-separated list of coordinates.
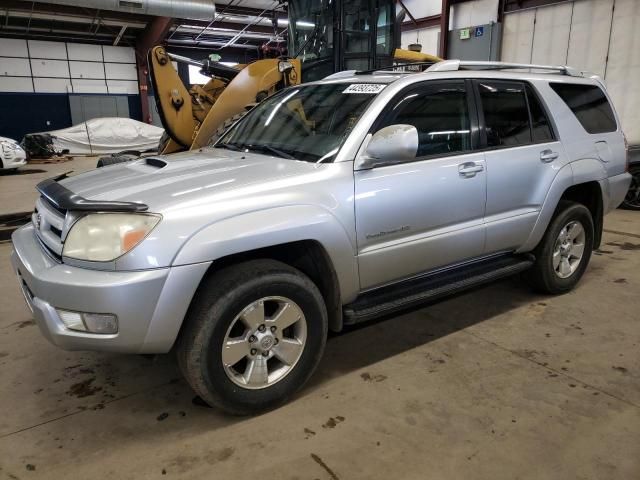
[552, 220, 586, 279]
[221, 296, 307, 389]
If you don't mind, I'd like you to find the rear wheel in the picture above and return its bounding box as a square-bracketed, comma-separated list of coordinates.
[177, 260, 328, 415]
[620, 165, 640, 210]
[525, 201, 594, 294]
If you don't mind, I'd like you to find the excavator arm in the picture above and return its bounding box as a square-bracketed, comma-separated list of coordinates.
[148, 45, 300, 153]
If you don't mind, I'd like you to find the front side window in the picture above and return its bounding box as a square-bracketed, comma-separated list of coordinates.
[550, 82, 617, 134]
[378, 81, 472, 158]
[478, 81, 531, 147]
[217, 83, 383, 162]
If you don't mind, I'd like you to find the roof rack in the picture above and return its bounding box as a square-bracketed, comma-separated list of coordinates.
[426, 60, 583, 77]
[353, 61, 438, 75]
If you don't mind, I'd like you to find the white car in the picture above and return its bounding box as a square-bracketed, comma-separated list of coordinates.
[0, 136, 27, 171]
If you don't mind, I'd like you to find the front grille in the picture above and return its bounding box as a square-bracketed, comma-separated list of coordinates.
[33, 196, 66, 258]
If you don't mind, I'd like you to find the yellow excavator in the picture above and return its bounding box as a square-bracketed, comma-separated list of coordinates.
[141, 0, 442, 157]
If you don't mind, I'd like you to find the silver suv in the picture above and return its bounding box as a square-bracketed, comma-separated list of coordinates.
[11, 60, 631, 414]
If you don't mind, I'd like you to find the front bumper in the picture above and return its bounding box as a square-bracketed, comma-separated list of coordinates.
[1, 150, 27, 169]
[11, 224, 210, 353]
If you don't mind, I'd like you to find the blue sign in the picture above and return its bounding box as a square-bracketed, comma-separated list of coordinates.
[475, 26, 484, 37]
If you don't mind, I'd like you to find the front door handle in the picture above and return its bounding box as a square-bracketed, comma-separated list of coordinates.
[458, 162, 484, 177]
[540, 149, 559, 163]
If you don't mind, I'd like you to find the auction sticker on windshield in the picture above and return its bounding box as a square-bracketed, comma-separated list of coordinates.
[343, 84, 386, 94]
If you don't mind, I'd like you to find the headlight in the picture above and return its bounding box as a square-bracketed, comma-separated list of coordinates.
[0, 140, 19, 152]
[63, 213, 161, 262]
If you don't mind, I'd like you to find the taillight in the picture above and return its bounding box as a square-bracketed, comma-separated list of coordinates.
[623, 133, 630, 172]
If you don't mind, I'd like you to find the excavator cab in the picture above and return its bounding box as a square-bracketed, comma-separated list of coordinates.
[288, 0, 397, 82]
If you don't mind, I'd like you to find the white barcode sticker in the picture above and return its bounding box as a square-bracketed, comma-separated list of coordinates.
[342, 84, 386, 94]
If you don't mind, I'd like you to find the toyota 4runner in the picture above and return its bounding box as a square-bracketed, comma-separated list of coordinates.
[11, 60, 631, 414]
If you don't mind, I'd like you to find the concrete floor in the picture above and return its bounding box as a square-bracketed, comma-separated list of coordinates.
[0, 163, 638, 479]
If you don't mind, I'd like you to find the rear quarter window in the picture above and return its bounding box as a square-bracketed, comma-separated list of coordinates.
[550, 82, 617, 134]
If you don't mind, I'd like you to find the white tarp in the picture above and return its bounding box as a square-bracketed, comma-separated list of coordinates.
[44, 117, 164, 155]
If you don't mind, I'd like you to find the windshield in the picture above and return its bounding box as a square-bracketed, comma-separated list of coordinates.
[217, 83, 384, 163]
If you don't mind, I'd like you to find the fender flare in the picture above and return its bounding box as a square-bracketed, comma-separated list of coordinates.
[518, 159, 605, 252]
[172, 204, 360, 303]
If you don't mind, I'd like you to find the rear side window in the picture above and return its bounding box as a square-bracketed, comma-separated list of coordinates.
[550, 83, 617, 134]
[526, 85, 554, 143]
[478, 81, 531, 147]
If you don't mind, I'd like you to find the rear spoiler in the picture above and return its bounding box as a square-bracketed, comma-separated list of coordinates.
[36, 173, 148, 213]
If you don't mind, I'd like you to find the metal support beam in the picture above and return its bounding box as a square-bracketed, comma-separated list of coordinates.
[135, 16, 173, 124]
[503, 0, 573, 12]
[401, 14, 441, 31]
[113, 25, 126, 45]
[439, 0, 451, 58]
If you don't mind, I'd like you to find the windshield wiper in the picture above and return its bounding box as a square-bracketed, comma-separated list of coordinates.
[244, 144, 296, 160]
[216, 142, 243, 151]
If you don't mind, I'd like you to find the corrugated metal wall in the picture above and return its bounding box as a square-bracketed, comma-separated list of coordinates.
[0, 38, 139, 94]
[0, 38, 143, 140]
[501, 0, 640, 144]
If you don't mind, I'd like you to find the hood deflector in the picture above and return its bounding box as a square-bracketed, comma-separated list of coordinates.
[36, 175, 149, 213]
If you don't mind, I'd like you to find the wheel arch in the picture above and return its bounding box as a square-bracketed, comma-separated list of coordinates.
[519, 160, 605, 252]
[171, 205, 360, 334]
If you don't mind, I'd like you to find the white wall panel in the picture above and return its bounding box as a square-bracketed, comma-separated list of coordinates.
[69, 61, 105, 79]
[501, 10, 534, 63]
[28, 40, 67, 59]
[400, 27, 440, 56]
[531, 2, 573, 66]
[30, 59, 70, 78]
[102, 45, 136, 63]
[0, 76, 33, 92]
[567, 0, 613, 78]
[0, 57, 31, 77]
[105, 62, 137, 80]
[502, 0, 640, 145]
[67, 43, 103, 62]
[605, 0, 640, 144]
[450, 0, 498, 29]
[72, 79, 108, 94]
[0, 38, 28, 58]
[33, 78, 71, 93]
[107, 80, 138, 94]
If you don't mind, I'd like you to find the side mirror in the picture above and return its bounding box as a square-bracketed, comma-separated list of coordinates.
[358, 124, 418, 169]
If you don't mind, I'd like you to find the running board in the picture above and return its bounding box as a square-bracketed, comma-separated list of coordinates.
[343, 254, 535, 324]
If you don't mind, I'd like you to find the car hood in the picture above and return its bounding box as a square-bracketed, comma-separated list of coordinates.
[60, 148, 325, 213]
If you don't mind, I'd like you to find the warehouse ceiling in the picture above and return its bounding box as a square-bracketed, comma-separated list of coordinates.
[0, 0, 287, 53]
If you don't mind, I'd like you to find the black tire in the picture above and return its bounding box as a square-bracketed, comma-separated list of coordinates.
[525, 200, 594, 294]
[620, 164, 640, 210]
[176, 259, 328, 415]
[207, 112, 247, 146]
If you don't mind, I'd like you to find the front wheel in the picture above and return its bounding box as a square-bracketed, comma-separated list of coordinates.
[525, 201, 594, 294]
[177, 260, 328, 415]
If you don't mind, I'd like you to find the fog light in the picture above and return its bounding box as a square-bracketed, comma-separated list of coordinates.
[83, 313, 118, 334]
[57, 310, 86, 332]
[56, 309, 118, 334]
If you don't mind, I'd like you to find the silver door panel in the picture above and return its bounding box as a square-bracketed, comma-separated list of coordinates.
[355, 152, 487, 289]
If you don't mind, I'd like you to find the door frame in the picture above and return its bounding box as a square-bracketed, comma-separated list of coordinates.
[361, 78, 482, 167]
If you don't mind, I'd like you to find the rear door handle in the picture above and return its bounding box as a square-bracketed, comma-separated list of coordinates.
[458, 162, 484, 177]
[540, 149, 559, 163]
